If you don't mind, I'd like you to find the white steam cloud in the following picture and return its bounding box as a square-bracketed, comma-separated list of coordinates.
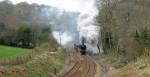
[52, 31, 73, 45]
[2, 0, 103, 53]
[77, 0, 101, 53]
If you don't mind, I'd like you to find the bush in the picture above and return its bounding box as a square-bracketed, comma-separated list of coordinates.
[96, 0, 150, 61]
[16, 25, 32, 48]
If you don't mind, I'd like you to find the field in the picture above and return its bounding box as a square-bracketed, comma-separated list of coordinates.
[0, 49, 65, 77]
[0, 42, 65, 77]
[0, 45, 32, 59]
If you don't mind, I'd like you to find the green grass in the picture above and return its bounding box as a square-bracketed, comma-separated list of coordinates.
[0, 45, 32, 59]
[0, 44, 65, 77]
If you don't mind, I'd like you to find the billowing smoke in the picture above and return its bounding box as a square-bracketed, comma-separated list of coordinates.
[7, 0, 103, 53]
[46, 10, 80, 46]
[77, 0, 103, 53]
[52, 31, 74, 45]
[47, 0, 103, 53]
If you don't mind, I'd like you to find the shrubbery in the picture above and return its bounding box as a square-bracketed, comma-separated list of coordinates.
[96, 0, 150, 61]
[0, 0, 58, 49]
[0, 23, 53, 48]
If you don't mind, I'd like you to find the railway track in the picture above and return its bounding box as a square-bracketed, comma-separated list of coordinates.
[57, 48, 101, 77]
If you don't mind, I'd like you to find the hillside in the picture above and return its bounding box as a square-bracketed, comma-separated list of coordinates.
[108, 57, 150, 77]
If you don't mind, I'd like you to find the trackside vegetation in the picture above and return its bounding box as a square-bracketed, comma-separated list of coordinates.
[96, 0, 150, 62]
[0, 48, 65, 77]
[0, 1, 65, 77]
[95, 0, 150, 77]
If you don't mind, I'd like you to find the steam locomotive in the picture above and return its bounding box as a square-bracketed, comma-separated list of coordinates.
[74, 43, 87, 55]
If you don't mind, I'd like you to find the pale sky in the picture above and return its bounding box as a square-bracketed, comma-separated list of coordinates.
[0, 0, 98, 14]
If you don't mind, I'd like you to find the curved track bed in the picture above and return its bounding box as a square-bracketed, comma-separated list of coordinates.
[57, 48, 101, 77]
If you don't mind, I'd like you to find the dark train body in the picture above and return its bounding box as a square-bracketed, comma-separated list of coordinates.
[74, 44, 87, 55]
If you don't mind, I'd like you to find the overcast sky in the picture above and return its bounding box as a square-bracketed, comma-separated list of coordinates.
[0, 0, 98, 14]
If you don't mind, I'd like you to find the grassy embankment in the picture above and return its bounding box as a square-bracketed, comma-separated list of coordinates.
[0, 43, 65, 77]
[95, 49, 150, 77]
[108, 57, 150, 77]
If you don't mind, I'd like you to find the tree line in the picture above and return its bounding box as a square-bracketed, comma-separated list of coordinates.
[0, 0, 56, 48]
[96, 0, 150, 61]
